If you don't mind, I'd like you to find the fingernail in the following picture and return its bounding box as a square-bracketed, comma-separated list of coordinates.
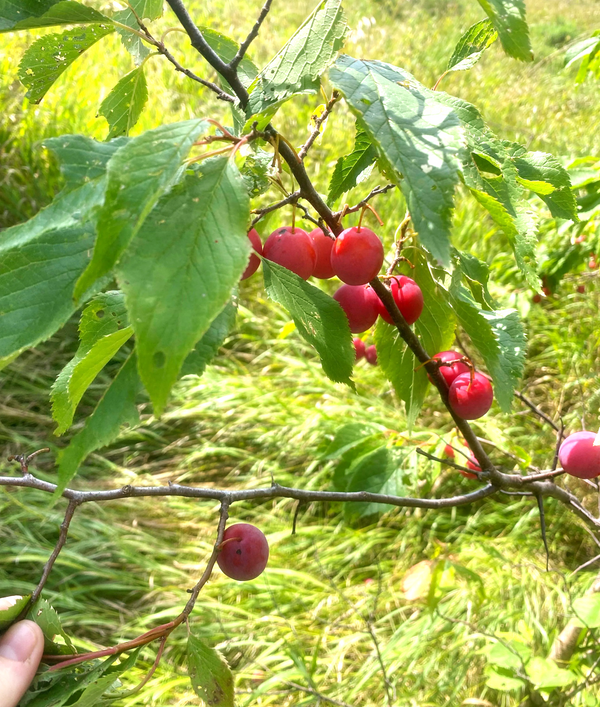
[0, 621, 39, 662]
[0, 596, 22, 611]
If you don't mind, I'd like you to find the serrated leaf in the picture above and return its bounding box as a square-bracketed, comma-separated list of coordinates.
[52, 327, 133, 434]
[188, 634, 234, 707]
[454, 249, 496, 310]
[446, 19, 497, 73]
[375, 251, 455, 425]
[323, 422, 386, 491]
[449, 273, 525, 411]
[118, 158, 249, 415]
[329, 56, 462, 264]
[262, 259, 354, 385]
[0, 0, 108, 32]
[345, 447, 410, 518]
[200, 26, 258, 90]
[246, 0, 347, 121]
[113, 0, 162, 65]
[435, 93, 539, 288]
[0, 595, 31, 631]
[327, 126, 377, 204]
[565, 37, 600, 69]
[507, 146, 578, 221]
[27, 598, 75, 655]
[526, 657, 576, 689]
[476, 0, 532, 62]
[43, 134, 128, 190]
[181, 300, 237, 377]
[241, 148, 275, 198]
[75, 119, 208, 300]
[572, 593, 600, 628]
[18, 23, 113, 104]
[56, 353, 141, 497]
[99, 66, 148, 139]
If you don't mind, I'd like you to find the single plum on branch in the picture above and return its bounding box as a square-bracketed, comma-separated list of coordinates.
[330, 227, 384, 285]
[241, 228, 263, 281]
[263, 226, 316, 280]
[333, 284, 380, 333]
[217, 523, 269, 581]
[376, 275, 424, 325]
[558, 431, 600, 479]
[448, 372, 494, 420]
[365, 344, 378, 365]
[463, 453, 481, 479]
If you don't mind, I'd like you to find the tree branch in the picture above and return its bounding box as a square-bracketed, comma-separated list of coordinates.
[230, 0, 274, 71]
[298, 90, 341, 161]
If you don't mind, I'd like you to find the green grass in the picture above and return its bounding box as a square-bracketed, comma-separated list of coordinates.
[1, 0, 600, 704]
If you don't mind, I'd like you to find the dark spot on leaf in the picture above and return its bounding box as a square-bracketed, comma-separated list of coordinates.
[153, 351, 166, 369]
[96, 309, 105, 318]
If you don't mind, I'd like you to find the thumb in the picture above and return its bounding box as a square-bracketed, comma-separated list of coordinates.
[0, 607, 44, 707]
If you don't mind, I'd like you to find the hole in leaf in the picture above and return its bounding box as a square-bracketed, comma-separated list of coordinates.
[96, 309, 105, 319]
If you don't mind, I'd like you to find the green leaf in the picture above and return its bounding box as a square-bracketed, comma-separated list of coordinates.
[0, 0, 108, 33]
[241, 148, 275, 198]
[18, 23, 113, 104]
[0, 595, 31, 631]
[329, 56, 462, 264]
[454, 249, 496, 310]
[449, 273, 525, 411]
[52, 327, 133, 435]
[481, 639, 529, 670]
[484, 666, 526, 691]
[99, 67, 148, 139]
[262, 259, 354, 385]
[75, 119, 208, 300]
[246, 0, 347, 121]
[345, 447, 409, 518]
[327, 126, 377, 204]
[507, 145, 579, 221]
[188, 634, 234, 707]
[526, 657, 576, 689]
[181, 299, 237, 377]
[446, 19, 497, 73]
[43, 134, 128, 190]
[434, 93, 539, 288]
[565, 37, 600, 69]
[323, 422, 386, 492]
[200, 26, 258, 90]
[118, 158, 250, 415]
[113, 0, 162, 65]
[572, 593, 600, 628]
[375, 251, 455, 425]
[56, 353, 141, 497]
[27, 598, 75, 655]
[476, 0, 533, 62]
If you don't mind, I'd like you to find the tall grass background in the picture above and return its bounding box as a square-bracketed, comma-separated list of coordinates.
[1, 0, 600, 704]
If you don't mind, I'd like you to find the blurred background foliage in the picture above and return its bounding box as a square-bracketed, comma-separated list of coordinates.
[1, 0, 600, 704]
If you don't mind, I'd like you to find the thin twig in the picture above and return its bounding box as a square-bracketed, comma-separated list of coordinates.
[333, 185, 396, 220]
[230, 0, 274, 71]
[282, 681, 354, 707]
[366, 622, 394, 706]
[298, 90, 341, 161]
[251, 191, 301, 227]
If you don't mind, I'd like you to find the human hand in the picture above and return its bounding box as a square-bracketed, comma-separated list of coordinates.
[0, 597, 44, 707]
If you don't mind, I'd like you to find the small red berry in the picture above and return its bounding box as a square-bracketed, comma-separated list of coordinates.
[309, 228, 335, 279]
[448, 372, 494, 420]
[353, 338, 366, 360]
[376, 276, 424, 325]
[365, 344, 378, 365]
[542, 286, 552, 297]
[263, 226, 316, 280]
[590, 256, 598, 270]
[333, 284, 380, 333]
[461, 454, 480, 479]
[577, 284, 586, 294]
[217, 523, 269, 581]
[574, 234, 586, 244]
[558, 431, 600, 479]
[443, 444, 455, 459]
[532, 293, 542, 304]
[330, 227, 384, 285]
[241, 228, 263, 281]
[430, 350, 470, 388]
